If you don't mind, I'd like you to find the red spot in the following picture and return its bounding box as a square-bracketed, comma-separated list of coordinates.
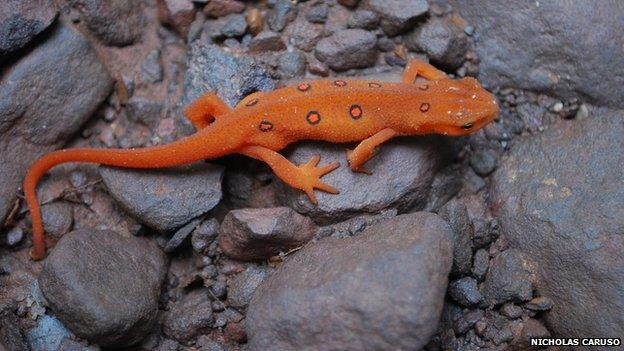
[306, 111, 321, 125]
[368, 82, 382, 88]
[334, 80, 347, 87]
[349, 104, 363, 119]
[259, 120, 273, 132]
[297, 82, 311, 92]
[420, 102, 430, 112]
[245, 97, 259, 107]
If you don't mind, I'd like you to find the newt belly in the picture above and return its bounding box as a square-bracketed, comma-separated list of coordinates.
[22, 59, 499, 260]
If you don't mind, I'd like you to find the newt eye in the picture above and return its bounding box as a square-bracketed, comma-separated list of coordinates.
[461, 122, 474, 130]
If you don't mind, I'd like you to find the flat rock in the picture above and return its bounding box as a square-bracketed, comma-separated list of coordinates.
[219, 207, 317, 261]
[183, 42, 276, 107]
[100, 163, 224, 232]
[0, 0, 58, 58]
[314, 29, 377, 71]
[247, 212, 453, 350]
[163, 289, 214, 343]
[0, 22, 112, 225]
[363, 0, 428, 36]
[279, 138, 444, 224]
[38, 229, 167, 348]
[491, 107, 624, 339]
[71, 0, 145, 46]
[449, 1, 624, 108]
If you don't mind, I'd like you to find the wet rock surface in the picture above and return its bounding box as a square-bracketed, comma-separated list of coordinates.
[491, 108, 624, 338]
[219, 207, 317, 261]
[247, 213, 453, 350]
[100, 163, 224, 232]
[0, 22, 112, 224]
[38, 229, 167, 348]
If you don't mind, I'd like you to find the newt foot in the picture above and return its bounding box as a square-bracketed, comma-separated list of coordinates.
[296, 155, 340, 204]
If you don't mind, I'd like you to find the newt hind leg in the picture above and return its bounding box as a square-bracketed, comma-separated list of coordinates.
[347, 128, 399, 173]
[402, 60, 447, 83]
[240, 146, 339, 204]
[184, 92, 231, 130]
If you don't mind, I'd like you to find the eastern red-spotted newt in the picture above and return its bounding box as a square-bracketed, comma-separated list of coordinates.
[23, 60, 499, 260]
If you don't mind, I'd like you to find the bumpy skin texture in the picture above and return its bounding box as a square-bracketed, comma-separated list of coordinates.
[23, 60, 499, 260]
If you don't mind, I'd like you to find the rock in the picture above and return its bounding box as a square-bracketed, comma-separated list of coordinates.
[125, 96, 165, 128]
[247, 213, 453, 350]
[491, 107, 624, 339]
[38, 229, 167, 347]
[280, 138, 444, 224]
[283, 17, 323, 52]
[220, 14, 247, 37]
[524, 296, 554, 312]
[469, 148, 498, 176]
[219, 207, 317, 261]
[267, 0, 297, 32]
[448, 277, 482, 307]
[164, 218, 202, 253]
[363, 0, 428, 36]
[438, 199, 474, 276]
[163, 289, 214, 343]
[183, 42, 276, 107]
[453, 309, 484, 335]
[0, 23, 112, 225]
[0, 0, 58, 58]
[306, 3, 329, 24]
[3, 227, 24, 247]
[0, 249, 37, 312]
[204, 0, 245, 18]
[141, 49, 164, 83]
[191, 218, 219, 253]
[41, 201, 73, 239]
[0, 312, 28, 351]
[315, 29, 377, 71]
[405, 17, 469, 70]
[71, 0, 145, 46]
[482, 249, 536, 306]
[227, 266, 269, 309]
[471, 248, 489, 281]
[482, 311, 514, 345]
[511, 318, 550, 348]
[500, 303, 523, 319]
[449, 1, 624, 108]
[347, 10, 379, 30]
[196, 336, 228, 351]
[158, 0, 196, 37]
[277, 51, 306, 79]
[99, 163, 224, 233]
[248, 31, 285, 53]
[26, 314, 73, 351]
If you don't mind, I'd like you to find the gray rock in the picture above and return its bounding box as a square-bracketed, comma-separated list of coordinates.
[163, 289, 214, 343]
[183, 42, 276, 107]
[277, 51, 306, 79]
[191, 218, 219, 253]
[284, 17, 323, 52]
[449, 277, 482, 307]
[449, 1, 624, 108]
[315, 29, 377, 71]
[0, 0, 58, 58]
[469, 148, 498, 176]
[439, 199, 474, 276]
[500, 303, 522, 319]
[164, 217, 202, 253]
[405, 17, 469, 70]
[491, 107, 624, 339]
[247, 213, 453, 350]
[26, 314, 73, 351]
[482, 249, 536, 306]
[0, 312, 28, 351]
[227, 266, 269, 309]
[347, 10, 379, 30]
[100, 163, 224, 233]
[125, 96, 165, 129]
[38, 229, 167, 348]
[306, 3, 329, 24]
[453, 309, 484, 335]
[0, 22, 112, 225]
[141, 49, 164, 83]
[41, 201, 73, 238]
[219, 207, 317, 261]
[364, 0, 428, 36]
[220, 14, 247, 37]
[71, 0, 145, 46]
[471, 248, 489, 281]
[267, 0, 297, 32]
[280, 139, 444, 224]
[4, 227, 24, 247]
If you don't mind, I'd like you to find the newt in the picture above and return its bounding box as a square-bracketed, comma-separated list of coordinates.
[23, 60, 499, 260]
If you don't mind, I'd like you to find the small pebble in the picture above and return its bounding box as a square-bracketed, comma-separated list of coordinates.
[306, 4, 328, 24]
[471, 248, 489, 281]
[220, 14, 247, 37]
[524, 296, 554, 311]
[575, 104, 589, 119]
[448, 277, 483, 307]
[5, 227, 24, 246]
[141, 49, 164, 83]
[211, 280, 228, 298]
[500, 303, 523, 319]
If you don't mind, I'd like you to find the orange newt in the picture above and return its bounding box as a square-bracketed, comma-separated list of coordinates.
[23, 60, 499, 260]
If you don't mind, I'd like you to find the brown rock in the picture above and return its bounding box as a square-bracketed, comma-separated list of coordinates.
[158, 0, 196, 37]
[203, 0, 245, 18]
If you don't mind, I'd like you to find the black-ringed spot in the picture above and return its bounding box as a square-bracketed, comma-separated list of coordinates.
[461, 122, 474, 130]
[368, 82, 382, 88]
[297, 82, 311, 92]
[306, 111, 321, 125]
[245, 97, 259, 107]
[334, 80, 347, 87]
[259, 120, 273, 132]
[418, 83, 429, 91]
[349, 104, 363, 120]
[420, 102, 430, 112]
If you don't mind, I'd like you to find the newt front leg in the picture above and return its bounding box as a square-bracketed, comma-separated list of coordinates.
[347, 128, 399, 173]
[239, 145, 339, 204]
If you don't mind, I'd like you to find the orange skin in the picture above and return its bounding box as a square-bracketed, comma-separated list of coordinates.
[23, 60, 499, 260]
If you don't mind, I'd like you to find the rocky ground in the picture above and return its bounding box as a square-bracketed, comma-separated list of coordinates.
[1, 0, 623, 350]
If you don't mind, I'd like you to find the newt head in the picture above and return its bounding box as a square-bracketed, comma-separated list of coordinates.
[415, 76, 499, 136]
